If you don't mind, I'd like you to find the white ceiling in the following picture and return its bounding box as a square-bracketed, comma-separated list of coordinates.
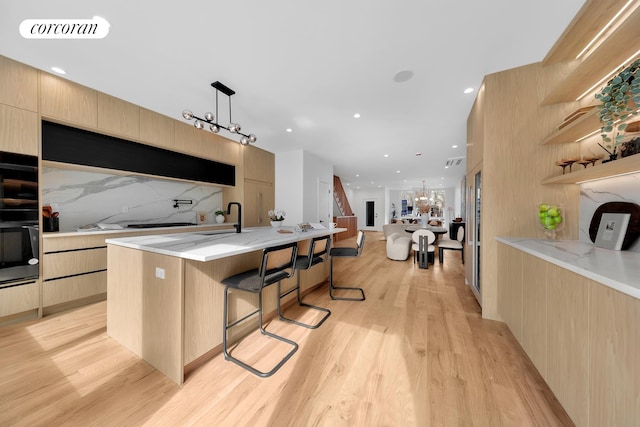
[0, 1, 585, 191]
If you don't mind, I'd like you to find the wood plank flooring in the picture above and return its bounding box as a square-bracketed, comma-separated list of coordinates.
[0, 232, 573, 426]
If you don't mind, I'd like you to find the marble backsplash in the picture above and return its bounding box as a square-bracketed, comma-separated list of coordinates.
[580, 172, 640, 253]
[42, 167, 224, 232]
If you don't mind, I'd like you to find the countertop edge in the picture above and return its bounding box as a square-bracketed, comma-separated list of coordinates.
[496, 237, 640, 300]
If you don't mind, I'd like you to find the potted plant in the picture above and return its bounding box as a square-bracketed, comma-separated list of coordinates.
[595, 58, 640, 161]
[214, 210, 225, 224]
[268, 209, 286, 227]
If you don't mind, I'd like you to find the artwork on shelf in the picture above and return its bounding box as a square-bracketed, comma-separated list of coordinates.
[595, 213, 630, 250]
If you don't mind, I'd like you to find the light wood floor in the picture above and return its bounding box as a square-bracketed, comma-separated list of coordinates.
[0, 232, 573, 426]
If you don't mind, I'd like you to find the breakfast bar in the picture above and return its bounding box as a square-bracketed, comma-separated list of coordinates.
[106, 226, 344, 384]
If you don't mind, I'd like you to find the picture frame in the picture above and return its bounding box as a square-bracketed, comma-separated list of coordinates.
[594, 213, 631, 250]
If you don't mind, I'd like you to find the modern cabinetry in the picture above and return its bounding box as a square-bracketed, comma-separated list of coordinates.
[0, 281, 39, 321]
[0, 56, 39, 156]
[242, 146, 275, 227]
[97, 92, 140, 139]
[40, 72, 98, 128]
[41, 226, 222, 314]
[497, 242, 640, 426]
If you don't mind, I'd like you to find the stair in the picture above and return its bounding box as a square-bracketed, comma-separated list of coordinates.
[333, 175, 354, 216]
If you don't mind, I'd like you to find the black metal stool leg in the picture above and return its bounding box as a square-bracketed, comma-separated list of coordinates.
[329, 256, 366, 301]
[223, 283, 298, 378]
[277, 273, 331, 329]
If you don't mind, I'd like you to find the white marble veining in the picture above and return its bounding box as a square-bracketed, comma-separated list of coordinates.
[106, 227, 346, 262]
[580, 172, 640, 253]
[497, 237, 640, 300]
[42, 167, 224, 232]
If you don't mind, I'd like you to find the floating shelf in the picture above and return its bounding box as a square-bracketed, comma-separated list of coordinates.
[542, 153, 640, 184]
[543, 108, 600, 145]
[542, 5, 640, 105]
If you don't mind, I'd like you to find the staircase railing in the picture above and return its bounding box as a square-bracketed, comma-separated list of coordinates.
[333, 175, 354, 216]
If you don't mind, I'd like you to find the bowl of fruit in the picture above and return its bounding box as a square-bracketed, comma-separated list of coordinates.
[538, 203, 564, 239]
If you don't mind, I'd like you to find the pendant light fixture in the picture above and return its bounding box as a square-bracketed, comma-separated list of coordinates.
[182, 81, 257, 146]
[415, 180, 430, 214]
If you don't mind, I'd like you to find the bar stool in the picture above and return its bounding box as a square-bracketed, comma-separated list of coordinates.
[329, 230, 366, 301]
[278, 235, 331, 329]
[221, 242, 298, 378]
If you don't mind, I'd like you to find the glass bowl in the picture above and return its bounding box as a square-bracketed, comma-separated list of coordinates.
[537, 203, 564, 239]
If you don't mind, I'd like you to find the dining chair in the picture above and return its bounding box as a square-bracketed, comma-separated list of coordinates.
[411, 229, 435, 268]
[438, 226, 464, 264]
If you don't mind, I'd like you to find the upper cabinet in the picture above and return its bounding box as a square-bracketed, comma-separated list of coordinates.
[243, 145, 275, 183]
[40, 72, 98, 128]
[97, 93, 140, 139]
[0, 104, 38, 156]
[0, 56, 38, 112]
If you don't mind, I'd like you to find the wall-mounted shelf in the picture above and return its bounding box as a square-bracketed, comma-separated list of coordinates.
[542, 153, 640, 184]
[542, 108, 600, 145]
[542, 5, 640, 105]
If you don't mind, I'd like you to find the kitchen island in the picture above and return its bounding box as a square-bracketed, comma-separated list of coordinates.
[106, 226, 345, 384]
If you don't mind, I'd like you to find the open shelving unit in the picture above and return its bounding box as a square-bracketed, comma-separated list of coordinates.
[542, 153, 640, 184]
[542, 5, 640, 105]
[540, 1, 640, 184]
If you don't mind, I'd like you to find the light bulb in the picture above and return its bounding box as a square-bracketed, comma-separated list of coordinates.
[248, 134, 257, 143]
[194, 120, 204, 130]
[204, 112, 214, 121]
[209, 124, 220, 133]
[229, 123, 241, 133]
[182, 110, 193, 120]
[240, 136, 249, 145]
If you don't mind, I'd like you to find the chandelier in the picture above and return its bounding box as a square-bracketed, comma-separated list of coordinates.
[182, 81, 257, 146]
[414, 180, 430, 214]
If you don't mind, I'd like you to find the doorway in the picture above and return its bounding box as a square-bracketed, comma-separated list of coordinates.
[364, 199, 377, 229]
[318, 180, 332, 225]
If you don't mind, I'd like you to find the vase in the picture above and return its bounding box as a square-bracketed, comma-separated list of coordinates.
[537, 203, 564, 240]
[215, 215, 225, 224]
[270, 220, 283, 228]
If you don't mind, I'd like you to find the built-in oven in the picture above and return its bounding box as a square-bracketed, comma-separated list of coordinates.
[0, 151, 39, 286]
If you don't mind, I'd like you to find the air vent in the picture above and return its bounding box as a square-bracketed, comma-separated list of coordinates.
[445, 156, 465, 167]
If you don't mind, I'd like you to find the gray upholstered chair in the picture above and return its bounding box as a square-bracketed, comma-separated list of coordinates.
[329, 230, 366, 301]
[221, 241, 298, 377]
[438, 226, 464, 264]
[278, 235, 331, 329]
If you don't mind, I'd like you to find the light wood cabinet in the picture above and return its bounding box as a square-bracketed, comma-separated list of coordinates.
[498, 243, 640, 426]
[243, 145, 275, 183]
[545, 264, 590, 427]
[496, 244, 523, 342]
[243, 179, 274, 227]
[40, 72, 98, 128]
[0, 282, 39, 319]
[140, 108, 175, 150]
[97, 93, 140, 139]
[0, 104, 39, 155]
[0, 55, 38, 112]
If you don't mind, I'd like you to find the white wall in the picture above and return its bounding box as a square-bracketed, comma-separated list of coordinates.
[352, 188, 386, 231]
[275, 151, 304, 224]
[275, 149, 333, 225]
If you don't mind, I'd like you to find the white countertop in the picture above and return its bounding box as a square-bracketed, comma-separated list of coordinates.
[106, 226, 346, 262]
[497, 237, 640, 300]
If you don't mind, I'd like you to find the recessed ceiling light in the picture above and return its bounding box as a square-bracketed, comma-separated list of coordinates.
[353, 113, 361, 118]
[356, 174, 359, 177]
[445, 166, 449, 169]
[383, 154, 389, 158]
[396, 170, 400, 174]
[51, 66, 66, 75]
[286, 128, 292, 133]
[346, 183, 350, 186]
[393, 70, 414, 83]
[440, 177, 444, 179]
[452, 145, 458, 148]
[356, 186, 360, 189]
[370, 181, 374, 184]
[464, 87, 474, 94]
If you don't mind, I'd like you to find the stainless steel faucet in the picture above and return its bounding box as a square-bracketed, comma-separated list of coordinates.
[227, 202, 242, 233]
